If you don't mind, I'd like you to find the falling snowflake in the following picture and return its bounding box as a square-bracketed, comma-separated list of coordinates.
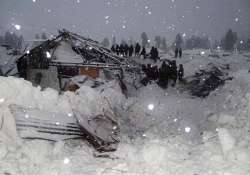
[14, 24, 21, 30]
[46, 51, 51, 58]
[148, 104, 154, 110]
[0, 98, 5, 103]
[185, 127, 191, 133]
[63, 158, 70, 164]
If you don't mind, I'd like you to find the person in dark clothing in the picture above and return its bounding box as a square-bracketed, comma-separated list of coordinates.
[170, 60, 178, 86]
[124, 44, 129, 57]
[135, 43, 141, 56]
[150, 47, 159, 62]
[155, 47, 159, 60]
[115, 45, 120, 55]
[150, 47, 155, 61]
[175, 48, 179, 58]
[158, 61, 169, 89]
[140, 47, 146, 59]
[178, 48, 182, 58]
[141, 64, 150, 86]
[119, 44, 125, 56]
[178, 64, 184, 81]
[146, 64, 153, 81]
[161, 61, 168, 71]
[152, 66, 159, 80]
[146, 64, 151, 76]
[111, 45, 116, 53]
[142, 64, 147, 73]
[129, 45, 134, 57]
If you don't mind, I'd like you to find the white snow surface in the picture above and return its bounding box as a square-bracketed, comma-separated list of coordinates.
[0, 50, 250, 174]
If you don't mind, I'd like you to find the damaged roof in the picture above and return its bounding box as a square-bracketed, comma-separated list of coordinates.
[18, 29, 137, 69]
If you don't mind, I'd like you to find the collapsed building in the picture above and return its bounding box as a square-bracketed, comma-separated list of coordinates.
[11, 30, 141, 151]
[16, 29, 138, 91]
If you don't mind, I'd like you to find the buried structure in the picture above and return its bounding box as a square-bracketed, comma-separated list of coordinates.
[16, 29, 138, 91]
[12, 29, 139, 152]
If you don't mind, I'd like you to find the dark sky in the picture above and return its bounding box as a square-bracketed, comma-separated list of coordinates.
[0, 0, 250, 42]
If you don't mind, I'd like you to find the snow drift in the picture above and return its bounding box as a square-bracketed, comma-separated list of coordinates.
[1, 50, 250, 175]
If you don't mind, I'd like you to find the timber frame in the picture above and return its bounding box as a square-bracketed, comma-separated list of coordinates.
[16, 29, 139, 90]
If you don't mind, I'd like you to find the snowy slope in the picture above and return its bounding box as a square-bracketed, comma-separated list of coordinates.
[0, 50, 250, 175]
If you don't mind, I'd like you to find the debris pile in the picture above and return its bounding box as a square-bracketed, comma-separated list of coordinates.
[187, 64, 230, 97]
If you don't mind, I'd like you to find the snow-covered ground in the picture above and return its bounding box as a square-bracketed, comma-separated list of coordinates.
[1, 48, 250, 175]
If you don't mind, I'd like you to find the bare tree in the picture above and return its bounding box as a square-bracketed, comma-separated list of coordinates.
[161, 37, 167, 52]
[141, 32, 149, 48]
[101, 38, 110, 48]
[35, 34, 40, 39]
[112, 36, 116, 45]
[154, 36, 161, 48]
[41, 32, 47, 40]
[221, 29, 238, 51]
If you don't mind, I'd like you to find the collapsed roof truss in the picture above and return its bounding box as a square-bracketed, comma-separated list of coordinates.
[19, 29, 139, 71]
[56, 29, 133, 69]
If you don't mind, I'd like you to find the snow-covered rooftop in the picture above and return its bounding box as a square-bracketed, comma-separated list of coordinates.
[52, 41, 84, 64]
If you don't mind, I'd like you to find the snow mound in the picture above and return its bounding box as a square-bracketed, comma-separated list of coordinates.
[0, 76, 72, 113]
[1, 51, 250, 174]
[218, 128, 236, 159]
[0, 77, 125, 146]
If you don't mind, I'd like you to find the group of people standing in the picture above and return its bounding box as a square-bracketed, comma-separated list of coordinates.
[111, 43, 160, 61]
[110, 42, 184, 89]
[111, 43, 144, 58]
[142, 60, 184, 89]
